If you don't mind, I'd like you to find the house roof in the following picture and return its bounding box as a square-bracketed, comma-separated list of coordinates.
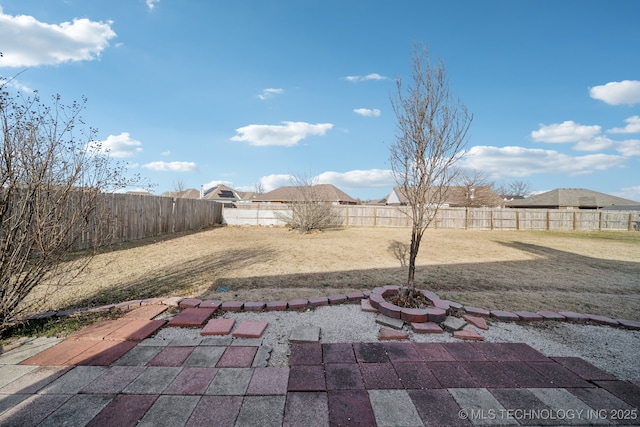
[203, 184, 240, 201]
[252, 184, 357, 203]
[237, 191, 259, 201]
[505, 188, 640, 208]
[171, 188, 201, 199]
[387, 185, 502, 207]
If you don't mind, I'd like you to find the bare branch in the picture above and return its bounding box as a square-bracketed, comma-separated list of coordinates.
[0, 87, 140, 331]
[389, 42, 473, 289]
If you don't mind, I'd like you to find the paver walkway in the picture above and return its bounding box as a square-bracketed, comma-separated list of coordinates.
[1, 312, 639, 426]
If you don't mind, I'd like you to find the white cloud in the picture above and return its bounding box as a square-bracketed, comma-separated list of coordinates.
[616, 139, 640, 157]
[353, 108, 381, 118]
[259, 174, 294, 191]
[258, 88, 284, 100]
[257, 169, 394, 192]
[316, 169, 394, 188]
[0, 7, 116, 67]
[142, 161, 197, 172]
[531, 121, 601, 143]
[146, 0, 160, 10]
[572, 135, 614, 152]
[160, 150, 171, 156]
[461, 145, 627, 179]
[231, 121, 333, 147]
[344, 73, 387, 83]
[202, 180, 234, 191]
[590, 80, 640, 105]
[608, 116, 640, 134]
[614, 186, 640, 202]
[87, 132, 142, 157]
[0, 76, 32, 92]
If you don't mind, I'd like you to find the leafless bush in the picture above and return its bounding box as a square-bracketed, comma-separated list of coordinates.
[0, 84, 139, 331]
[275, 176, 338, 233]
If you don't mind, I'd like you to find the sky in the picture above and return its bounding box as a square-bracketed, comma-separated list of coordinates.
[1, 0, 639, 201]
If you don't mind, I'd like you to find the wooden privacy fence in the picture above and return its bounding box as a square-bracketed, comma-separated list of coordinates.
[78, 194, 223, 249]
[224, 204, 640, 231]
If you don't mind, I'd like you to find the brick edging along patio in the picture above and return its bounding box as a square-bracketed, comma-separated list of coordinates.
[21, 286, 640, 331]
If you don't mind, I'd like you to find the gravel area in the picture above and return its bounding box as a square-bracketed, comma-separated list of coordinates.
[154, 304, 640, 380]
[222, 305, 640, 379]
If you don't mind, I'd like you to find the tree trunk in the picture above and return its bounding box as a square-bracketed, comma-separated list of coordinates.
[407, 226, 421, 290]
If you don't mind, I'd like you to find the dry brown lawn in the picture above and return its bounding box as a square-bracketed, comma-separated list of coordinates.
[42, 225, 640, 320]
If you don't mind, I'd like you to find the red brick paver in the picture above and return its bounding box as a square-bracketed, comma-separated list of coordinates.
[243, 302, 266, 311]
[67, 320, 126, 341]
[20, 340, 99, 366]
[266, 301, 287, 311]
[464, 306, 491, 317]
[463, 314, 489, 330]
[167, 308, 214, 327]
[201, 318, 235, 336]
[411, 322, 443, 334]
[216, 346, 258, 368]
[378, 327, 408, 340]
[287, 299, 308, 310]
[453, 329, 484, 341]
[147, 346, 196, 367]
[106, 319, 166, 341]
[360, 298, 377, 313]
[179, 298, 202, 308]
[118, 305, 168, 321]
[88, 394, 158, 427]
[67, 340, 138, 366]
[232, 321, 268, 338]
[221, 301, 244, 312]
[198, 300, 222, 310]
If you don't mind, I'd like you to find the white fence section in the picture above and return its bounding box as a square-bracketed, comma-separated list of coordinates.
[223, 204, 640, 231]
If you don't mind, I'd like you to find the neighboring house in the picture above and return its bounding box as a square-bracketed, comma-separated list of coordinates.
[236, 191, 260, 202]
[252, 184, 358, 205]
[504, 188, 640, 210]
[202, 184, 242, 205]
[386, 185, 503, 207]
[170, 188, 201, 199]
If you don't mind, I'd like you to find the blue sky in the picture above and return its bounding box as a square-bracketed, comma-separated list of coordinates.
[1, 0, 639, 201]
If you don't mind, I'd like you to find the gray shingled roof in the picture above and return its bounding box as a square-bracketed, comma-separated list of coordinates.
[505, 188, 640, 208]
[252, 184, 357, 203]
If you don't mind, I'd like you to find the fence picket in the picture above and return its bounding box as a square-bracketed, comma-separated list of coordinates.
[223, 205, 639, 231]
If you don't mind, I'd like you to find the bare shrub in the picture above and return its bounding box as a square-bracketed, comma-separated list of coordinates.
[275, 176, 338, 233]
[389, 43, 472, 293]
[0, 83, 139, 331]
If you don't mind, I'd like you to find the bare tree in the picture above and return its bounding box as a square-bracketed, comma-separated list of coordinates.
[495, 180, 533, 199]
[254, 181, 265, 195]
[275, 175, 337, 233]
[172, 179, 186, 196]
[389, 43, 472, 294]
[455, 169, 502, 207]
[0, 85, 139, 331]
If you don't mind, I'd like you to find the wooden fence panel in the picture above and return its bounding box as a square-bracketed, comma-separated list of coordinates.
[223, 205, 638, 231]
[75, 194, 222, 249]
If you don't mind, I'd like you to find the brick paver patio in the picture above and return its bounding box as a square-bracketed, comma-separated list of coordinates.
[1, 305, 639, 426]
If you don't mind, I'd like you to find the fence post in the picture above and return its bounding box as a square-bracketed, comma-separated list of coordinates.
[599, 211, 604, 231]
[546, 210, 550, 231]
[465, 207, 469, 230]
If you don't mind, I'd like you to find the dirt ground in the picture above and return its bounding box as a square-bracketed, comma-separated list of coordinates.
[42, 225, 640, 320]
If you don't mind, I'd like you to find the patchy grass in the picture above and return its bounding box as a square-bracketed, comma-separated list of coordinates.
[18, 226, 640, 327]
[0, 310, 123, 346]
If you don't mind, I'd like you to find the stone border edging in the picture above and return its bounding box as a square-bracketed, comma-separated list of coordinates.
[21, 286, 640, 331]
